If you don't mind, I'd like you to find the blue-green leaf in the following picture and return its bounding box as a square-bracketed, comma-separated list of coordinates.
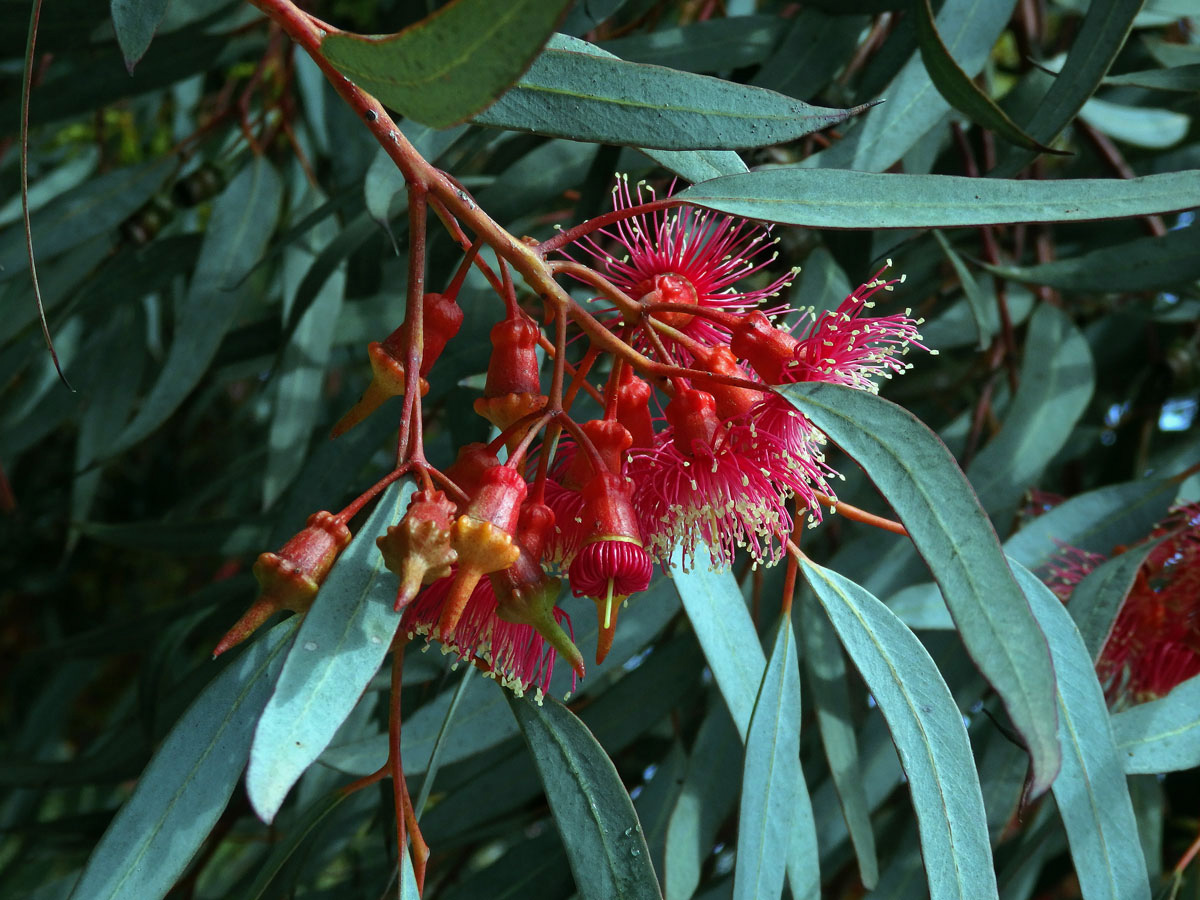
[778, 383, 1060, 796]
[246, 480, 413, 823]
[68, 621, 298, 900]
[800, 558, 998, 900]
[1067, 539, 1161, 663]
[735, 613, 805, 900]
[508, 693, 661, 900]
[110, 0, 170, 72]
[1010, 561, 1151, 900]
[1112, 674, 1200, 775]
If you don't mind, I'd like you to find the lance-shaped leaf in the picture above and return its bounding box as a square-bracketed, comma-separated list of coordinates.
[1067, 539, 1162, 663]
[1111, 674, 1200, 775]
[110, 0, 169, 71]
[320, 0, 573, 128]
[800, 558, 997, 900]
[1010, 561, 1151, 900]
[246, 480, 413, 823]
[673, 168, 1200, 229]
[473, 37, 873, 150]
[914, 0, 1061, 154]
[508, 693, 661, 900]
[69, 621, 298, 900]
[735, 613, 808, 900]
[984, 227, 1200, 293]
[778, 382, 1060, 795]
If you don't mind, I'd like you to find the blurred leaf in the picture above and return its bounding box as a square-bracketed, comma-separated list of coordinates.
[0, 157, 173, 281]
[993, 0, 1144, 175]
[735, 613, 808, 900]
[801, 558, 998, 900]
[914, 0, 1061, 154]
[110, 0, 170, 71]
[802, 592, 879, 888]
[246, 480, 412, 823]
[1011, 561, 1151, 900]
[985, 226, 1200, 292]
[508, 693, 661, 900]
[778, 382, 1060, 796]
[1111, 673, 1200, 775]
[1067, 539, 1161, 662]
[932, 230, 991, 349]
[675, 168, 1200, 228]
[110, 157, 282, 453]
[753, 10, 868, 102]
[1004, 478, 1179, 571]
[966, 304, 1095, 522]
[633, 742, 688, 878]
[1104, 64, 1200, 92]
[1080, 96, 1190, 149]
[320, 0, 572, 128]
[809, 0, 1017, 172]
[68, 621, 298, 900]
[473, 35, 874, 151]
[598, 16, 783, 73]
[664, 702, 742, 900]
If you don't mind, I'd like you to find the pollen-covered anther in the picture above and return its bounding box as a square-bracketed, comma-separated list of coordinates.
[377, 489, 458, 613]
[214, 511, 351, 656]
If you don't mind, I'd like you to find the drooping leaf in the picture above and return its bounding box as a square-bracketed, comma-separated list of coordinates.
[1010, 561, 1151, 900]
[68, 621, 299, 900]
[914, 0, 1062, 154]
[674, 167, 1200, 229]
[1111, 673, 1200, 775]
[508, 693, 661, 900]
[109, 157, 283, 453]
[966, 303, 1094, 522]
[1067, 539, 1162, 663]
[110, 0, 170, 72]
[246, 480, 413, 823]
[473, 35, 874, 151]
[984, 226, 1200, 293]
[778, 382, 1060, 796]
[320, 0, 573, 128]
[801, 558, 998, 900]
[735, 613, 807, 900]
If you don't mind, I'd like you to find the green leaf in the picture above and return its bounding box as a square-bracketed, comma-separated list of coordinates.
[246, 480, 413, 823]
[1104, 64, 1200, 92]
[110, 0, 170, 72]
[735, 613, 806, 900]
[802, 592, 879, 888]
[966, 304, 1094, 522]
[473, 36, 874, 150]
[1111, 674, 1200, 775]
[1079, 96, 1190, 150]
[68, 621, 298, 900]
[809, 0, 1017, 172]
[674, 168, 1200, 229]
[0, 157, 174, 281]
[753, 10, 869, 103]
[800, 558, 998, 900]
[984, 227, 1200, 293]
[1067, 540, 1161, 663]
[913, 0, 1062, 154]
[664, 703, 742, 900]
[320, 0, 573, 128]
[599, 16, 784, 73]
[778, 382, 1060, 796]
[932, 230, 991, 350]
[110, 157, 282, 453]
[1010, 561, 1151, 900]
[1004, 478, 1178, 571]
[508, 693, 661, 900]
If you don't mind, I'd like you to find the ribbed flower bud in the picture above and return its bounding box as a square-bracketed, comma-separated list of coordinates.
[562, 419, 632, 489]
[376, 490, 458, 612]
[567, 471, 652, 663]
[440, 466, 528, 635]
[473, 317, 548, 451]
[729, 310, 800, 385]
[213, 512, 351, 656]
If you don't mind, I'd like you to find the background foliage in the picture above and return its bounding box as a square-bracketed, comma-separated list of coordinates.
[2, 0, 1199, 899]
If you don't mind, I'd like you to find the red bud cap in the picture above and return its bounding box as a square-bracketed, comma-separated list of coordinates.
[418, 293, 464, 376]
[695, 345, 761, 419]
[562, 420, 632, 488]
[666, 388, 720, 452]
[444, 443, 501, 510]
[214, 512, 351, 656]
[377, 490, 458, 612]
[615, 370, 655, 449]
[484, 317, 542, 397]
[729, 310, 800, 385]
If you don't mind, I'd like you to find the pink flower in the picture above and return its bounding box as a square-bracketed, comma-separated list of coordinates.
[402, 574, 575, 700]
[563, 176, 795, 357]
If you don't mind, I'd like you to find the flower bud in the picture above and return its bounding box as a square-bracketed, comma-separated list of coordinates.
[561, 419, 632, 489]
[729, 310, 800, 385]
[474, 317, 547, 451]
[491, 542, 585, 682]
[615, 370, 655, 449]
[213, 512, 350, 656]
[666, 388, 720, 452]
[694, 345, 761, 419]
[377, 490, 458, 612]
[443, 443, 501, 511]
[331, 340, 429, 438]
